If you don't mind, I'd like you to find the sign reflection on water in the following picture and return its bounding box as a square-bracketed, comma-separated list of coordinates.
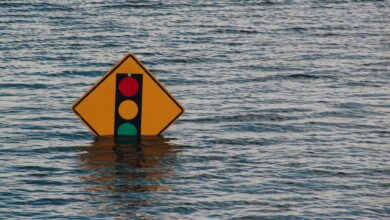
[79, 136, 180, 193]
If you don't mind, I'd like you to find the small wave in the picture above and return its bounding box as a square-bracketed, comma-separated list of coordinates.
[286, 74, 321, 79]
[181, 113, 296, 123]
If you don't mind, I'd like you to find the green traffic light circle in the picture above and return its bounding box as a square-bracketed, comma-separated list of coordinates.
[117, 123, 137, 136]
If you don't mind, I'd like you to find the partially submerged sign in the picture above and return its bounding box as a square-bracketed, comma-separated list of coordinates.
[73, 53, 184, 136]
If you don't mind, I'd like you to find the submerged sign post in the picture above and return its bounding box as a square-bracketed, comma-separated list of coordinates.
[73, 53, 184, 136]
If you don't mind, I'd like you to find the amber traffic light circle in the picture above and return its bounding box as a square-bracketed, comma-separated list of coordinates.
[118, 100, 138, 120]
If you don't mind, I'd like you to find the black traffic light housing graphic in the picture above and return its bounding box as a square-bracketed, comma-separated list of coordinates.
[114, 74, 143, 136]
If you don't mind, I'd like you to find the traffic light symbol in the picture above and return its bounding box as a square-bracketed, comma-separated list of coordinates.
[115, 74, 143, 136]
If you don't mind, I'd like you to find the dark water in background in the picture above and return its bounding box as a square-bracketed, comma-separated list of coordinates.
[1, 0, 390, 219]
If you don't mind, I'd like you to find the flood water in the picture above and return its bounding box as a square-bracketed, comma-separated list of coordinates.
[1, 1, 390, 219]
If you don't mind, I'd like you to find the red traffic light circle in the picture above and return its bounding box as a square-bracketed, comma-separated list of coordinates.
[119, 76, 139, 97]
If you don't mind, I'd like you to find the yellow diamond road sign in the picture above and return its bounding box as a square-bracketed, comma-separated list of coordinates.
[73, 53, 184, 136]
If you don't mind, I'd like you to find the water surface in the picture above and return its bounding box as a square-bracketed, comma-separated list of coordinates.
[1, 0, 390, 219]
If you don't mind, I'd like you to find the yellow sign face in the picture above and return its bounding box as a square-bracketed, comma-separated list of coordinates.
[73, 53, 184, 136]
